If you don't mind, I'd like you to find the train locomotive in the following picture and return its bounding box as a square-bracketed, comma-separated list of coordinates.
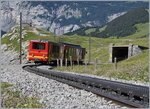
[28, 40, 86, 64]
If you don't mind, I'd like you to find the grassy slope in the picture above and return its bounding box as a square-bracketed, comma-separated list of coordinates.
[1, 26, 59, 51]
[1, 82, 43, 108]
[1, 24, 149, 82]
[82, 22, 149, 38]
[125, 23, 149, 38]
[58, 23, 149, 82]
[57, 36, 148, 82]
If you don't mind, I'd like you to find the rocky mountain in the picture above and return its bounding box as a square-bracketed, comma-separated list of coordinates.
[1, 1, 148, 36]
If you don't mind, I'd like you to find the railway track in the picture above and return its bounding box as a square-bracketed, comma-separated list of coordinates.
[22, 64, 149, 108]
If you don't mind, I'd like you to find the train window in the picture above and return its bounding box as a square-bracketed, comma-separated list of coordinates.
[76, 49, 80, 57]
[32, 42, 45, 50]
[72, 48, 74, 55]
[69, 48, 72, 56]
[52, 44, 60, 53]
[68, 48, 71, 57]
[68, 48, 70, 56]
[74, 48, 76, 56]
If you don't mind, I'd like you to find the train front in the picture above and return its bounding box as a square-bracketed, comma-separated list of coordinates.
[28, 40, 49, 63]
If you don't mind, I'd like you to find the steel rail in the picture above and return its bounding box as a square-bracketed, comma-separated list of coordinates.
[22, 64, 149, 108]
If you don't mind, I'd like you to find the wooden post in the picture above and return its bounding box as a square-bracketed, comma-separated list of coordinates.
[84, 59, 87, 70]
[77, 58, 79, 66]
[70, 56, 73, 69]
[65, 58, 67, 67]
[94, 58, 97, 71]
[54, 28, 56, 41]
[57, 59, 59, 67]
[114, 57, 117, 70]
[20, 12, 22, 64]
[72, 61, 74, 69]
[60, 59, 63, 67]
[77, 49, 79, 66]
[88, 35, 91, 64]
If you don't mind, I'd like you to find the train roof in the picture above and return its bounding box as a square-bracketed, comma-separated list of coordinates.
[30, 40, 49, 42]
[30, 40, 58, 44]
[30, 40, 83, 48]
[62, 42, 81, 48]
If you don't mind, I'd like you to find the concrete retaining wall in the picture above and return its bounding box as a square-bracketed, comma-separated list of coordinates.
[109, 44, 143, 63]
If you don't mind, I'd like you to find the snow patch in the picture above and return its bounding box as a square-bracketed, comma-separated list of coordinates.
[63, 24, 80, 34]
[107, 12, 126, 22]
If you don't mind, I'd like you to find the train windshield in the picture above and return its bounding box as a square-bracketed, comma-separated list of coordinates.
[32, 42, 45, 50]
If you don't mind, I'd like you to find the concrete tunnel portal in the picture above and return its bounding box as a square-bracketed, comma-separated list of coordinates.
[112, 46, 128, 62]
[109, 44, 145, 63]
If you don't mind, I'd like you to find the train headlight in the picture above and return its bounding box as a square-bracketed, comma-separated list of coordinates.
[43, 54, 46, 58]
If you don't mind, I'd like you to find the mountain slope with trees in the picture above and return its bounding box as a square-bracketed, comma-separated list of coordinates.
[65, 8, 149, 38]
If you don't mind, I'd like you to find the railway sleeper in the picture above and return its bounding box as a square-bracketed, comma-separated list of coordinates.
[34, 67, 149, 103]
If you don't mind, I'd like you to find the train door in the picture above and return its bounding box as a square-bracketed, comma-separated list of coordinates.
[48, 42, 52, 62]
[76, 49, 80, 60]
[82, 48, 86, 60]
[66, 47, 71, 61]
[52, 43, 60, 59]
[48, 42, 60, 62]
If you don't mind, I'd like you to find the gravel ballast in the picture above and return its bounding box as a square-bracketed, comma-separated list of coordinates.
[1, 64, 127, 109]
[1, 45, 128, 108]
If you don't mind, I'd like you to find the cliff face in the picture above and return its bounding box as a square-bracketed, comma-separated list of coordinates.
[1, 1, 148, 35]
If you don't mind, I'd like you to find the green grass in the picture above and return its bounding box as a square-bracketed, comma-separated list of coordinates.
[125, 23, 149, 38]
[61, 36, 148, 63]
[1, 82, 13, 89]
[56, 49, 148, 82]
[85, 28, 96, 35]
[1, 82, 44, 108]
[99, 25, 107, 32]
[80, 22, 148, 39]
[36, 28, 53, 35]
[57, 34, 149, 82]
[56, 35, 149, 82]
[1, 24, 149, 82]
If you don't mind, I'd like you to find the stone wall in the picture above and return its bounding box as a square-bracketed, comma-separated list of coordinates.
[132, 45, 142, 56]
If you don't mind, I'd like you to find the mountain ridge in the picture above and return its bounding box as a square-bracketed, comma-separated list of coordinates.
[1, 1, 148, 35]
